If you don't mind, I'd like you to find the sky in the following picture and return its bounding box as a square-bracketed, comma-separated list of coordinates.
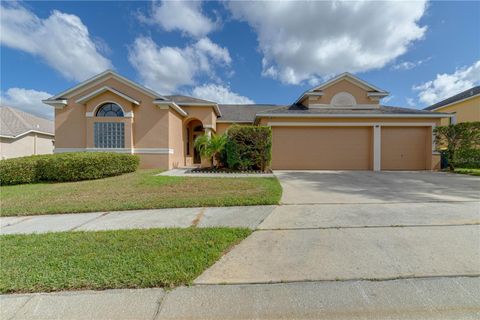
[1, 0, 479, 119]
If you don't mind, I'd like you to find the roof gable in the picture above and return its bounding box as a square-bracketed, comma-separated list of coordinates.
[46, 70, 167, 101]
[311, 72, 388, 93]
[75, 86, 140, 105]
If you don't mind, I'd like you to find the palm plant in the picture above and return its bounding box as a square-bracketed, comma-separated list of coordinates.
[194, 133, 227, 168]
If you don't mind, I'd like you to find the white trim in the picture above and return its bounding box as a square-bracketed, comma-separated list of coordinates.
[134, 148, 174, 154]
[267, 122, 436, 127]
[42, 99, 68, 108]
[258, 113, 452, 119]
[154, 100, 188, 116]
[373, 125, 381, 171]
[305, 92, 324, 97]
[0, 130, 54, 139]
[75, 86, 140, 105]
[367, 92, 389, 97]
[92, 101, 127, 117]
[308, 104, 379, 110]
[55, 148, 174, 154]
[203, 125, 215, 129]
[48, 70, 166, 100]
[428, 93, 480, 111]
[86, 112, 94, 117]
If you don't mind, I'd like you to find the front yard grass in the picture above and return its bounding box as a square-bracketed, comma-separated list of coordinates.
[453, 168, 480, 176]
[0, 169, 282, 216]
[0, 227, 251, 294]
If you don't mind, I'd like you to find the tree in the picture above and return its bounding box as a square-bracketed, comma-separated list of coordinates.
[194, 133, 227, 168]
[434, 122, 480, 170]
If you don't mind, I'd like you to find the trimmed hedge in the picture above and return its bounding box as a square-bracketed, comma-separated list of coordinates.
[0, 152, 139, 186]
[225, 125, 272, 171]
[452, 148, 480, 169]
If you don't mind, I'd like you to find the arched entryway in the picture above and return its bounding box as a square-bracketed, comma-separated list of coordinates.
[184, 119, 205, 166]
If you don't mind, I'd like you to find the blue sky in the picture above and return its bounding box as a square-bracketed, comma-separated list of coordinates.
[1, 1, 479, 119]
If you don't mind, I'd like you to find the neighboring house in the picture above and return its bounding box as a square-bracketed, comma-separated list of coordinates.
[424, 86, 480, 126]
[43, 70, 451, 171]
[0, 106, 54, 159]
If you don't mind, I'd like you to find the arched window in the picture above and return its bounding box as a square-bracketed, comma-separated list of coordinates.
[331, 92, 357, 107]
[96, 103, 124, 117]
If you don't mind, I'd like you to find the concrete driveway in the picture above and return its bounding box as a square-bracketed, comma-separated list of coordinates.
[274, 170, 480, 204]
[195, 171, 480, 285]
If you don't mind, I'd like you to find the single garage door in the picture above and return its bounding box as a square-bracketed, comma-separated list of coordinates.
[381, 127, 428, 170]
[271, 127, 372, 170]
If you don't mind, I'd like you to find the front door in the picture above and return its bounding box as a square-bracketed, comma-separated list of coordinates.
[193, 134, 201, 164]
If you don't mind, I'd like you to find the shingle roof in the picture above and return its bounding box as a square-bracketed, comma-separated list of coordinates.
[424, 86, 480, 111]
[218, 104, 283, 122]
[0, 106, 54, 138]
[165, 95, 216, 105]
[255, 104, 447, 115]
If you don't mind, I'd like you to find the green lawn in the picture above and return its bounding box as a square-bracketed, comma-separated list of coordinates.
[454, 168, 480, 176]
[0, 228, 251, 294]
[0, 169, 282, 216]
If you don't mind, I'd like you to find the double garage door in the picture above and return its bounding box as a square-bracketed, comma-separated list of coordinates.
[271, 126, 428, 170]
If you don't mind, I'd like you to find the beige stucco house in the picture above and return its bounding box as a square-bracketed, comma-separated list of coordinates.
[0, 106, 54, 159]
[424, 86, 480, 126]
[43, 70, 451, 171]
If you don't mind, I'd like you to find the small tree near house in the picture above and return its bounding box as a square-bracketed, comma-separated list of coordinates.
[434, 122, 480, 170]
[194, 133, 227, 167]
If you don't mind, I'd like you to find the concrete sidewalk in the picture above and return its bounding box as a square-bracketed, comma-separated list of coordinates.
[2, 277, 479, 320]
[0, 206, 276, 235]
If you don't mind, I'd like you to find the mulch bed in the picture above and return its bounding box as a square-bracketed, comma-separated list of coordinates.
[189, 168, 273, 174]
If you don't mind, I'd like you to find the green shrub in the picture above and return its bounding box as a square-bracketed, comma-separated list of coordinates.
[0, 155, 45, 185]
[452, 148, 480, 168]
[225, 125, 272, 171]
[0, 153, 139, 186]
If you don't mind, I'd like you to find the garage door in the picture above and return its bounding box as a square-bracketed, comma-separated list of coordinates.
[271, 127, 372, 170]
[381, 127, 428, 170]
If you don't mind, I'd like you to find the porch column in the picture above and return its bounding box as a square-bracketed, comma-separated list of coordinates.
[373, 125, 381, 171]
[204, 126, 213, 137]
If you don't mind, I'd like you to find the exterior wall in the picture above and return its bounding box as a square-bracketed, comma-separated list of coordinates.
[304, 79, 377, 106]
[55, 76, 174, 169]
[0, 133, 54, 159]
[168, 110, 185, 168]
[436, 96, 480, 126]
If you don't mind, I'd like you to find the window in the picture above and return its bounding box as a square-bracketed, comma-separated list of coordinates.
[94, 122, 124, 148]
[96, 103, 124, 117]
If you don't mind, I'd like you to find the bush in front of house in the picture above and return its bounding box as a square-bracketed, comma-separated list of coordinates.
[451, 148, 480, 169]
[225, 125, 272, 171]
[0, 155, 45, 185]
[39, 152, 139, 182]
[0, 152, 139, 186]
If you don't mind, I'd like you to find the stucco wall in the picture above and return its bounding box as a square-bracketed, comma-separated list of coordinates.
[169, 110, 185, 168]
[436, 96, 480, 126]
[0, 133, 54, 159]
[181, 106, 217, 131]
[304, 79, 377, 106]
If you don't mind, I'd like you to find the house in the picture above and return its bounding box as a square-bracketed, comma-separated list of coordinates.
[43, 70, 451, 171]
[0, 106, 54, 159]
[423, 86, 480, 126]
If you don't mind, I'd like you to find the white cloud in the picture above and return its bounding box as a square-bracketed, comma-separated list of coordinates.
[406, 97, 416, 107]
[192, 84, 254, 104]
[392, 57, 431, 70]
[381, 95, 394, 104]
[413, 60, 480, 105]
[139, 0, 215, 38]
[228, 1, 427, 84]
[0, 88, 53, 119]
[0, 2, 112, 81]
[128, 37, 231, 94]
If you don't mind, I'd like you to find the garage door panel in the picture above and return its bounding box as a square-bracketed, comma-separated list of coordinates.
[271, 127, 371, 170]
[381, 127, 427, 170]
